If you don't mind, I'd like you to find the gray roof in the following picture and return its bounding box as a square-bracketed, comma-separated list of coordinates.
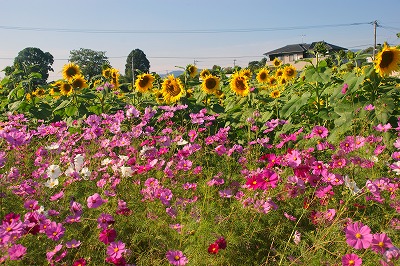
[264, 41, 346, 56]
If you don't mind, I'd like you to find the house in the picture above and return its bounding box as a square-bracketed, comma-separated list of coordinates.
[264, 41, 347, 69]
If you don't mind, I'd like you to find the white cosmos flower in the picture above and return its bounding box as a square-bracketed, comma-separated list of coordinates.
[120, 166, 133, 178]
[176, 138, 188, 145]
[47, 165, 61, 179]
[74, 154, 84, 171]
[344, 175, 361, 195]
[101, 158, 112, 166]
[45, 143, 60, 150]
[80, 167, 91, 180]
[45, 177, 59, 188]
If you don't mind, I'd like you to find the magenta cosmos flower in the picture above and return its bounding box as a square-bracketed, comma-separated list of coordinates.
[87, 193, 107, 208]
[341, 253, 362, 266]
[345, 221, 373, 249]
[166, 250, 188, 265]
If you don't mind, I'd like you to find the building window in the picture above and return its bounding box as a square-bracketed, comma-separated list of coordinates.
[289, 54, 299, 61]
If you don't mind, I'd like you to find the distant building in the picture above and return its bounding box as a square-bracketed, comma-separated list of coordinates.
[264, 41, 347, 69]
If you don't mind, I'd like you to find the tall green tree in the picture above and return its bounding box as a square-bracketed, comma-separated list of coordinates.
[13, 47, 54, 85]
[69, 48, 110, 80]
[125, 49, 150, 82]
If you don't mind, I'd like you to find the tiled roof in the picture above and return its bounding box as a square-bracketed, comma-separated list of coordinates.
[264, 41, 346, 56]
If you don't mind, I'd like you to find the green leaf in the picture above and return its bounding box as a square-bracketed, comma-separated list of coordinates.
[280, 92, 311, 118]
[65, 105, 78, 117]
[53, 99, 72, 111]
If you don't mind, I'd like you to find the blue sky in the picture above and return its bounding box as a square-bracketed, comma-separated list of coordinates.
[1, 0, 400, 81]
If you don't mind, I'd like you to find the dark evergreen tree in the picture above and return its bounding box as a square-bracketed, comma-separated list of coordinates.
[125, 49, 150, 82]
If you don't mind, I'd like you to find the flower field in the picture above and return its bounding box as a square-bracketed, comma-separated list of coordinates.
[0, 44, 400, 265]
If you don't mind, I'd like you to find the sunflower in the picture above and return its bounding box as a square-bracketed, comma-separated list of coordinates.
[135, 73, 155, 93]
[279, 77, 288, 86]
[374, 43, 400, 77]
[230, 71, 250, 97]
[110, 68, 120, 89]
[275, 68, 284, 78]
[268, 76, 278, 88]
[71, 74, 88, 89]
[200, 69, 211, 79]
[240, 68, 252, 79]
[187, 64, 198, 78]
[60, 82, 74, 96]
[153, 90, 165, 104]
[256, 68, 269, 83]
[201, 74, 220, 94]
[214, 89, 225, 99]
[272, 58, 282, 67]
[62, 63, 81, 82]
[34, 87, 46, 97]
[282, 65, 297, 80]
[161, 75, 185, 104]
[102, 68, 112, 79]
[270, 89, 281, 99]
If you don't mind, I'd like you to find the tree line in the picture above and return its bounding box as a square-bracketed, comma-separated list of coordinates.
[1, 47, 151, 85]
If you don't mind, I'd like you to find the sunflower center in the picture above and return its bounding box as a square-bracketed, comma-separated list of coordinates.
[139, 76, 150, 88]
[206, 78, 217, 89]
[260, 72, 267, 80]
[166, 82, 181, 97]
[380, 51, 394, 68]
[235, 78, 246, 91]
[286, 69, 294, 76]
[66, 68, 78, 77]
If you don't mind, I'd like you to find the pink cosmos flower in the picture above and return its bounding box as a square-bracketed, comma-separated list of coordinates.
[285, 150, 302, 168]
[166, 250, 188, 265]
[87, 193, 107, 208]
[7, 244, 27, 260]
[45, 221, 65, 241]
[106, 241, 127, 259]
[341, 253, 362, 266]
[345, 221, 373, 249]
[66, 239, 81, 249]
[374, 123, 392, 132]
[311, 125, 329, 138]
[370, 233, 394, 254]
[364, 104, 375, 111]
[341, 83, 348, 94]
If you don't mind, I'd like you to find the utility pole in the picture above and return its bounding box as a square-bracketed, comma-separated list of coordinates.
[233, 59, 236, 67]
[373, 20, 378, 60]
[132, 56, 135, 88]
[193, 59, 198, 65]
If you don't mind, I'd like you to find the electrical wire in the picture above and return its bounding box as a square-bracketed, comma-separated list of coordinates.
[0, 22, 373, 34]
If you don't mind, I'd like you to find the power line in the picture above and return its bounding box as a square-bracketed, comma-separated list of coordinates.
[0, 22, 373, 34]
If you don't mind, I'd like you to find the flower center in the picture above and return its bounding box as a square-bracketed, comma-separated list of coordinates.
[378, 241, 384, 247]
[355, 233, 362, 239]
[114, 247, 119, 252]
[380, 50, 394, 68]
[349, 260, 355, 265]
[174, 255, 180, 261]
